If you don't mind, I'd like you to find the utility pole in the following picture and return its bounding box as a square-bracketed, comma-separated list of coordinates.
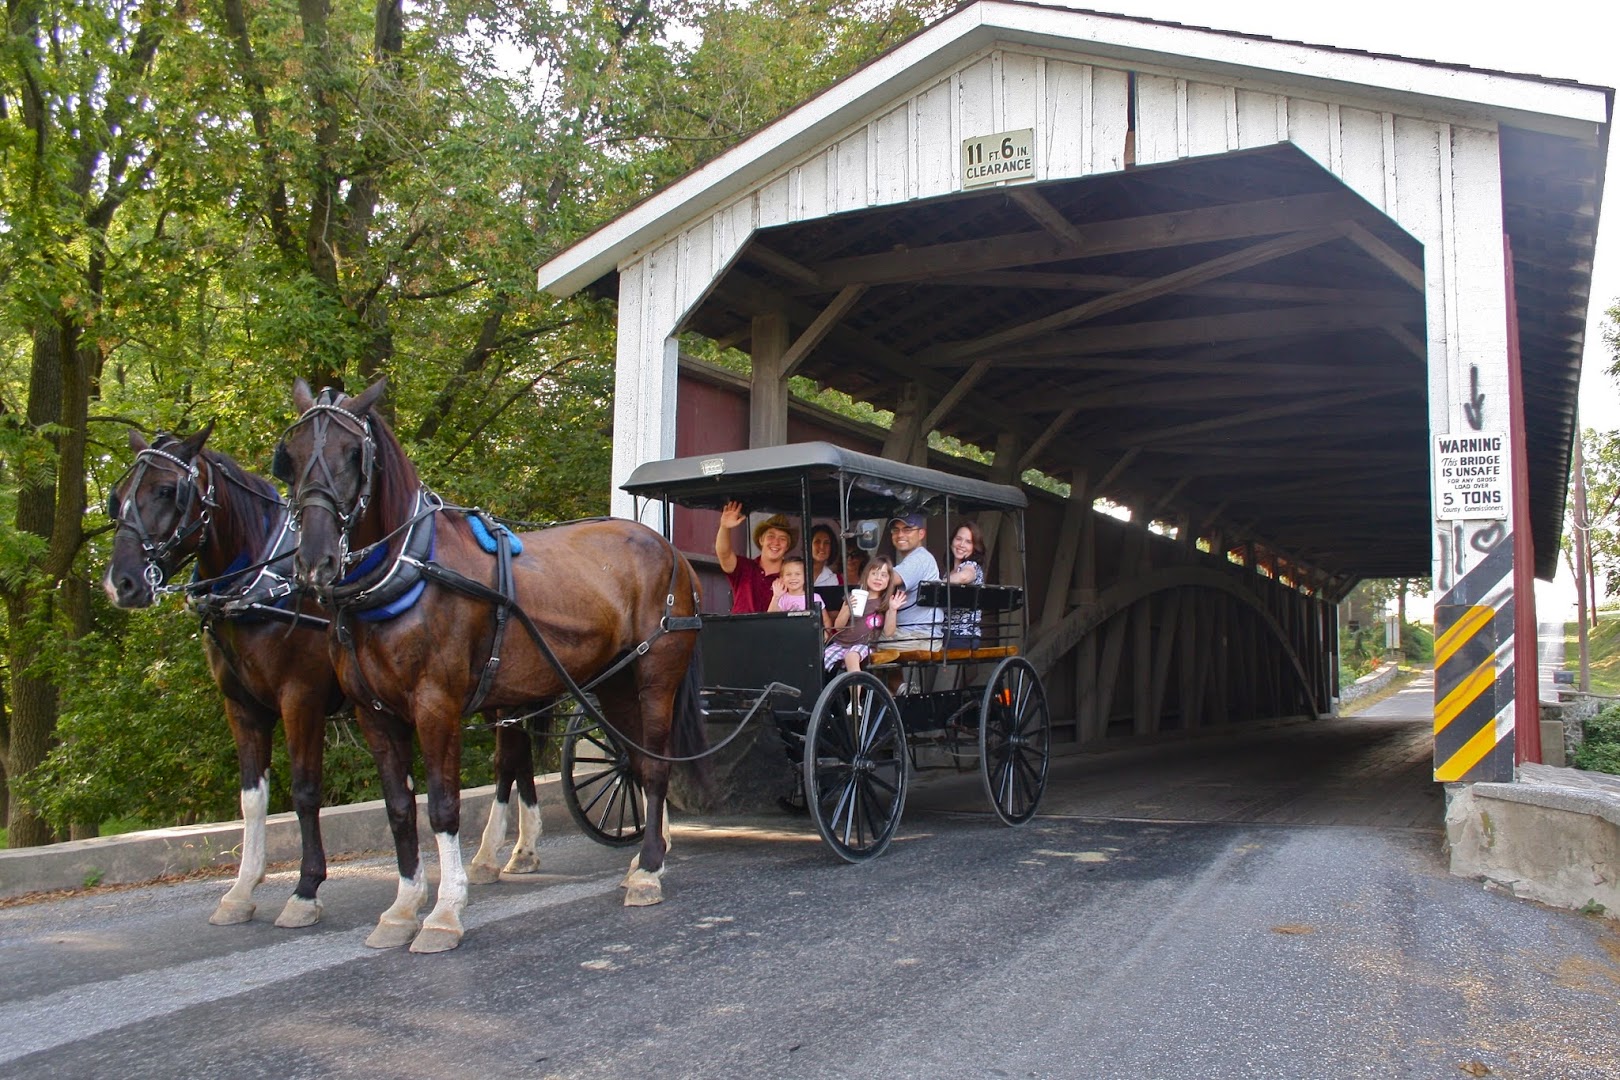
[1573, 424, 1591, 691]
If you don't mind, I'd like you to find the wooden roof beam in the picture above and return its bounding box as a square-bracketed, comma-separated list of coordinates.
[778, 284, 867, 379]
[1100, 385, 1411, 447]
[1338, 221, 1425, 291]
[812, 190, 1365, 288]
[744, 243, 823, 288]
[1007, 187, 1087, 246]
[967, 302, 1420, 360]
[929, 271, 1415, 309]
[928, 226, 1345, 364]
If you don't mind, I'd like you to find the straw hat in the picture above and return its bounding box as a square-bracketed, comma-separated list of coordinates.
[752, 514, 797, 548]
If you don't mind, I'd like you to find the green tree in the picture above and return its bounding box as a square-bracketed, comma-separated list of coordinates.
[4, 0, 959, 842]
[1, 0, 204, 844]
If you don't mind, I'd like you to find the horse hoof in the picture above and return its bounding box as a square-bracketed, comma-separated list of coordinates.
[208, 898, 256, 925]
[409, 926, 463, 954]
[622, 869, 664, 907]
[365, 917, 420, 949]
[465, 862, 502, 886]
[502, 851, 542, 876]
[273, 896, 323, 928]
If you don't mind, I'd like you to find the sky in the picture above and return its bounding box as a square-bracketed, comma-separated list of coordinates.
[1087, 0, 1619, 620]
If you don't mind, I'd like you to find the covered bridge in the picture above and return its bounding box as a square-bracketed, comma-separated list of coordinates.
[536, 1, 1613, 783]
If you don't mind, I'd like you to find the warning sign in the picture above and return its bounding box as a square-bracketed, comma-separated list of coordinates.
[1434, 432, 1508, 520]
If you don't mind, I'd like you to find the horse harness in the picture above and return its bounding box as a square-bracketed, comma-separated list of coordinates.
[110, 444, 216, 589]
[113, 443, 330, 712]
[326, 494, 702, 723]
[281, 389, 703, 747]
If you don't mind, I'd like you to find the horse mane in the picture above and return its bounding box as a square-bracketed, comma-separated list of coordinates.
[357, 400, 427, 535]
[150, 432, 283, 560]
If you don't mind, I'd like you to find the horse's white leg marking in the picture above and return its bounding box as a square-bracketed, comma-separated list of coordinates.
[210, 776, 268, 926]
[503, 797, 543, 875]
[618, 802, 670, 887]
[410, 831, 468, 953]
[622, 863, 665, 907]
[466, 796, 509, 885]
[273, 893, 323, 929]
[622, 799, 670, 905]
[365, 872, 427, 949]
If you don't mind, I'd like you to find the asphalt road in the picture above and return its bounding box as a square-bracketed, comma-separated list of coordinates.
[3, 712, 1618, 1079]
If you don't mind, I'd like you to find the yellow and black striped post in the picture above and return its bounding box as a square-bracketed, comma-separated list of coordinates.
[1432, 540, 1516, 782]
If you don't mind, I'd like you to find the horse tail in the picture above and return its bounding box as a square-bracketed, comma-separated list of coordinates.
[671, 634, 713, 806]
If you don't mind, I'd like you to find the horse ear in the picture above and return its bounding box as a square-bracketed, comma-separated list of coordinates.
[271, 441, 293, 484]
[349, 377, 387, 416]
[129, 428, 150, 453]
[293, 378, 315, 413]
[177, 419, 215, 459]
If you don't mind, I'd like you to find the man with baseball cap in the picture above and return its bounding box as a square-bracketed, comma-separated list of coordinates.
[715, 500, 796, 614]
[887, 511, 941, 641]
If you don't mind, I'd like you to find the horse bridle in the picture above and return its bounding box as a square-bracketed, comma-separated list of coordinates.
[109, 444, 215, 588]
[275, 391, 377, 552]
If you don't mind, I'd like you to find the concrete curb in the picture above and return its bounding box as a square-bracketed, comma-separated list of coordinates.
[0, 775, 564, 901]
[1339, 663, 1400, 707]
[1446, 763, 1620, 919]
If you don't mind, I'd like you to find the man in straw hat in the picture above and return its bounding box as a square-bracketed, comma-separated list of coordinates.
[715, 500, 797, 614]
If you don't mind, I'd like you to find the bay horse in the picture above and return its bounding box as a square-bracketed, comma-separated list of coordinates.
[104, 426, 558, 927]
[277, 378, 706, 953]
[103, 424, 348, 928]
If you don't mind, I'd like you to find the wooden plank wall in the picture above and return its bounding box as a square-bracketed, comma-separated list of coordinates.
[672, 371, 1337, 740]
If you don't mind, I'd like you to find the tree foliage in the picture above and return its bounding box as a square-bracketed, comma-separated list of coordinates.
[1, 0, 951, 842]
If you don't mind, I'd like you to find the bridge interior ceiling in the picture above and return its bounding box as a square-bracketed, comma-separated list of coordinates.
[670, 140, 1594, 590]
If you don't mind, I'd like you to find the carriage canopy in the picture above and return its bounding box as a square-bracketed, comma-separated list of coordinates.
[620, 440, 1027, 521]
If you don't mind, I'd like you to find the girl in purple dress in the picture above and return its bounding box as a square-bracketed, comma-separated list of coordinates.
[823, 556, 904, 674]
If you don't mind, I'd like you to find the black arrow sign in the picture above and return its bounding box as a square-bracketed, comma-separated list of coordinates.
[1463, 365, 1486, 430]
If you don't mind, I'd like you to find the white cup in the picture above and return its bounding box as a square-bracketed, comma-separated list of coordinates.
[848, 588, 868, 617]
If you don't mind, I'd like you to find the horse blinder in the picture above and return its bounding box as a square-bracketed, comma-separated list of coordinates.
[271, 440, 294, 484]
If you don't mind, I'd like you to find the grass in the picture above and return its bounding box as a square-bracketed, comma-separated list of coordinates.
[0, 816, 155, 852]
[1562, 613, 1620, 696]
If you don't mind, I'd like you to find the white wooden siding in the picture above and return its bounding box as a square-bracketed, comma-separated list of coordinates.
[607, 44, 1510, 530]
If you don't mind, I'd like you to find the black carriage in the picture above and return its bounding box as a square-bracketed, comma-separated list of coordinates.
[561, 442, 1051, 862]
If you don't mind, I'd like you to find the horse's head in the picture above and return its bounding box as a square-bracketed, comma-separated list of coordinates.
[103, 422, 217, 608]
[279, 377, 388, 597]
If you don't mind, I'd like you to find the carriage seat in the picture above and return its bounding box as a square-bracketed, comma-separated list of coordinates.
[868, 582, 1023, 667]
[867, 642, 1018, 667]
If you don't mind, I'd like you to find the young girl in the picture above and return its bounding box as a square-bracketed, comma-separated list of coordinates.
[945, 521, 985, 647]
[823, 556, 905, 674]
[767, 556, 826, 624]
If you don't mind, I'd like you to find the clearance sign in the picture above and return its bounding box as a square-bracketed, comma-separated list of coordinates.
[1434, 432, 1508, 519]
[962, 128, 1035, 189]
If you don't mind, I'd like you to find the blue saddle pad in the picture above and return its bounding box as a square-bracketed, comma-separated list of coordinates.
[468, 514, 524, 556]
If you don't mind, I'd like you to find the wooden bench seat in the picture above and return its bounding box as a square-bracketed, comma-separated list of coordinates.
[867, 643, 1018, 667]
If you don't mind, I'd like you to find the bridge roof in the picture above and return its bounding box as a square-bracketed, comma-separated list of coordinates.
[540, 1, 1612, 585]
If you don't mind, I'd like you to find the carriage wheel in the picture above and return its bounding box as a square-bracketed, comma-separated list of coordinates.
[803, 670, 907, 863]
[979, 656, 1050, 826]
[561, 718, 646, 848]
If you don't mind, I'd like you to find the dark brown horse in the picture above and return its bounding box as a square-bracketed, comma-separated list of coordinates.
[103, 425, 348, 928]
[277, 379, 706, 953]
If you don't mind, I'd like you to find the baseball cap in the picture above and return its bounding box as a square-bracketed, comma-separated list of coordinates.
[888, 512, 926, 529]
